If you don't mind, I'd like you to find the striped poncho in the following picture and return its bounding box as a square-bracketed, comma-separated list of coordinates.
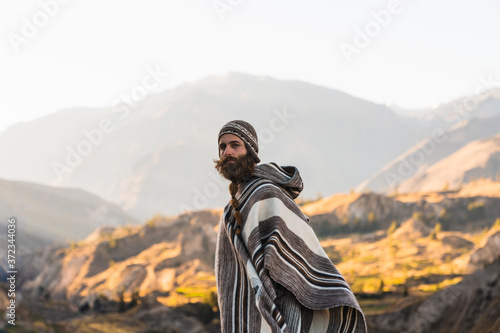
[215, 163, 367, 333]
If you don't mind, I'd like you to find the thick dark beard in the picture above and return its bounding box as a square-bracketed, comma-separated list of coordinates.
[214, 153, 255, 183]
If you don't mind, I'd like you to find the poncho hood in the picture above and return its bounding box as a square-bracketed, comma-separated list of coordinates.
[252, 162, 303, 199]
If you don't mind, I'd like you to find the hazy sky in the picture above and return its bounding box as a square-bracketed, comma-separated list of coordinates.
[1, 0, 499, 134]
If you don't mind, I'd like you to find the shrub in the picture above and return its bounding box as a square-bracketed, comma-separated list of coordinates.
[413, 211, 423, 221]
[387, 221, 397, 235]
[108, 237, 117, 248]
[368, 212, 376, 223]
[467, 200, 484, 211]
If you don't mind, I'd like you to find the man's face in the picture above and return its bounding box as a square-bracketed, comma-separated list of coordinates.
[215, 134, 255, 182]
[218, 134, 247, 160]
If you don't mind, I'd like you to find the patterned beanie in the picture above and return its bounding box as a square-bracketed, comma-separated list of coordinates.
[218, 120, 260, 163]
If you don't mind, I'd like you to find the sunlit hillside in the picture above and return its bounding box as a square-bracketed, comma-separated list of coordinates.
[6, 180, 500, 332]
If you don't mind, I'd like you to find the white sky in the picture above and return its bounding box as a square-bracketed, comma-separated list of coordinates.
[1, 0, 499, 134]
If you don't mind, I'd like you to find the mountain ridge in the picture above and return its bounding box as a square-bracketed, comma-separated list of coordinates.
[0, 72, 430, 219]
[0, 178, 138, 261]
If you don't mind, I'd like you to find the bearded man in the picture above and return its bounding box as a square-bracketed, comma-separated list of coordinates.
[214, 120, 366, 333]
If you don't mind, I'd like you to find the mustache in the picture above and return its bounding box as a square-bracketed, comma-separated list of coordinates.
[217, 156, 237, 167]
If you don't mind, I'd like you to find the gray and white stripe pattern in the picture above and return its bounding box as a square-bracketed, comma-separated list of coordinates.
[215, 163, 367, 332]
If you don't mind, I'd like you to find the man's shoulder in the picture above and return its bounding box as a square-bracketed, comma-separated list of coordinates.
[242, 177, 293, 202]
[241, 176, 309, 223]
[246, 177, 283, 192]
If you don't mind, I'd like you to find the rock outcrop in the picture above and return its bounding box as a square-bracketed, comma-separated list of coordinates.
[21, 210, 221, 308]
[367, 230, 500, 333]
[467, 230, 500, 272]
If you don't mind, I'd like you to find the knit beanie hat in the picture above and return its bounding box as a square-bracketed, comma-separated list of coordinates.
[218, 120, 260, 163]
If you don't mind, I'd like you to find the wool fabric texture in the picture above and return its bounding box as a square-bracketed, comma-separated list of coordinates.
[218, 120, 260, 162]
[215, 162, 367, 333]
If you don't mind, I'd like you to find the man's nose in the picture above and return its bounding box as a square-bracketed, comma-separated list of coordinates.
[222, 146, 232, 157]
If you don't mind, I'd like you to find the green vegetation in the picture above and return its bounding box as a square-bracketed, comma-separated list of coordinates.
[123, 224, 133, 235]
[387, 220, 397, 235]
[467, 200, 485, 220]
[129, 289, 140, 308]
[368, 212, 376, 223]
[437, 208, 452, 230]
[99, 230, 112, 240]
[467, 200, 485, 211]
[108, 237, 117, 248]
[145, 213, 165, 229]
[118, 288, 125, 313]
[314, 216, 381, 238]
[429, 222, 441, 240]
[176, 286, 210, 299]
[359, 255, 378, 264]
[146, 219, 156, 228]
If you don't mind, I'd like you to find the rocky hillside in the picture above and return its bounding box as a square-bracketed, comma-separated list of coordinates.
[15, 209, 221, 332]
[366, 230, 500, 333]
[395, 133, 500, 193]
[21, 209, 221, 305]
[357, 115, 500, 193]
[0, 178, 138, 277]
[303, 189, 500, 237]
[12, 182, 500, 332]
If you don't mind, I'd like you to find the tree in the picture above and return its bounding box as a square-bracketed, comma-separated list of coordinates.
[118, 287, 126, 313]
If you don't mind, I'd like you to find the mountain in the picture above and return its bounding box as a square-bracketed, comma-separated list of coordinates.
[0, 178, 138, 257]
[18, 209, 221, 332]
[21, 189, 500, 305]
[0, 72, 430, 219]
[357, 113, 500, 193]
[367, 230, 500, 333]
[15, 186, 500, 332]
[20, 210, 220, 304]
[303, 189, 500, 237]
[392, 88, 500, 126]
[394, 133, 500, 193]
